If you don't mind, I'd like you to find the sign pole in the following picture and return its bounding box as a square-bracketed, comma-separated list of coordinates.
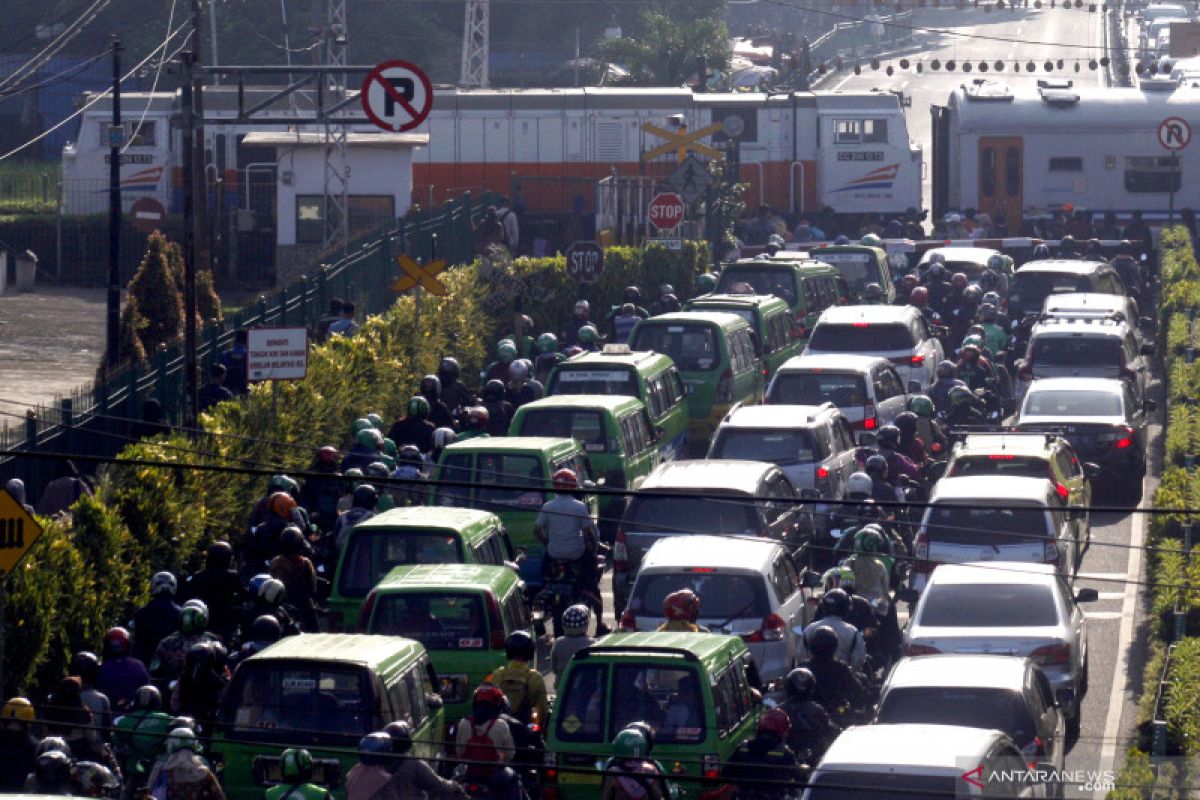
[105, 38, 122, 370]
[1172, 154, 1179, 224]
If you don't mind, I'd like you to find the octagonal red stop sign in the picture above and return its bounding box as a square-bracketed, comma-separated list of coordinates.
[648, 192, 685, 231]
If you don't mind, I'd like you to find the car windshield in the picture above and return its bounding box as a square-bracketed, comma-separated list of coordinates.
[368, 592, 488, 650]
[548, 367, 639, 397]
[768, 371, 869, 406]
[222, 664, 371, 742]
[876, 687, 1034, 742]
[435, 453, 546, 510]
[1023, 389, 1123, 417]
[715, 267, 799, 305]
[630, 324, 721, 372]
[947, 455, 1051, 479]
[924, 503, 1050, 546]
[629, 572, 768, 619]
[819, 252, 879, 292]
[918, 583, 1060, 627]
[626, 495, 760, 536]
[807, 772, 958, 798]
[515, 409, 608, 451]
[710, 428, 819, 464]
[338, 530, 463, 597]
[554, 663, 707, 745]
[1011, 273, 1092, 310]
[808, 323, 915, 352]
[1031, 337, 1123, 367]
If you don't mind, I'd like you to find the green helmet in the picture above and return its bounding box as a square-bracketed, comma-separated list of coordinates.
[356, 428, 383, 449]
[166, 727, 200, 754]
[497, 339, 518, 363]
[366, 413, 384, 430]
[536, 332, 558, 353]
[822, 565, 857, 592]
[407, 396, 430, 419]
[696, 273, 718, 293]
[280, 747, 314, 783]
[382, 438, 398, 458]
[578, 324, 599, 344]
[908, 394, 935, 418]
[962, 334, 985, 351]
[855, 527, 882, 554]
[861, 233, 882, 247]
[344, 468, 364, 486]
[612, 727, 649, 759]
[268, 474, 299, 495]
[351, 418, 373, 435]
[179, 604, 208, 635]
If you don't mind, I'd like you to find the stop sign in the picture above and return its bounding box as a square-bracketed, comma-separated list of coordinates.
[566, 240, 604, 284]
[648, 192, 685, 231]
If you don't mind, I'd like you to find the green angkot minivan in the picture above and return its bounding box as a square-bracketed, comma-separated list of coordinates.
[684, 292, 805, 378]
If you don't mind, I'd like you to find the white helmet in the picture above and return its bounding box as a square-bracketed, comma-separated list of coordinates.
[182, 598, 208, 617]
[433, 427, 457, 449]
[561, 604, 591, 635]
[259, 579, 287, 605]
[150, 571, 177, 597]
[508, 359, 531, 382]
[847, 472, 873, 496]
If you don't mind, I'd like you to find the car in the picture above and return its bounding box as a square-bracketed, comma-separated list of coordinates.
[1012, 377, 1153, 495]
[874, 655, 1067, 772]
[683, 292, 805, 377]
[803, 723, 1053, 798]
[618, 534, 818, 680]
[911, 475, 1077, 591]
[714, 258, 852, 330]
[613, 460, 814, 612]
[904, 563, 1097, 732]
[1040, 292, 1148, 338]
[1015, 317, 1154, 403]
[766, 353, 916, 432]
[942, 431, 1095, 549]
[1006, 259, 1127, 326]
[803, 304, 945, 388]
[799, 242, 897, 303]
[917, 246, 1013, 288]
[708, 403, 858, 533]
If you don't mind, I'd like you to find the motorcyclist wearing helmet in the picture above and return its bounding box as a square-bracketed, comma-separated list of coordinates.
[333, 484, 378, 552]
[456, 406, 491, 444]
[229, 615, 283, 666]
[938, 271, 969, 319]
[650, 284, 680, 316]
[947, 383, 989, 427]
[862, 454, 896, 504]
[866, 424, 922, 487]
[180, 542, 244, 641]
[438, 357, 473, 414]
[862, 283, 884, 304]
[340, 427, 385, 473]
[802, 626, 867, 723]
[485, 339, 520, 383]
[779, 668, 837, 762]
[550, 604, 596, 679]
[96, 626, 152, 714]
[431, 427, 457, 463]
[612, 303, 643, 344]
[1058, 233, 1078, 257]
[955, 341, 994, 394]
[70, 652, 112, 740]
[152, 601, 218, 682]
[389, 723, 467, 797]
[481, 379, 514, 437]
[563, 300, 593, 348]
[144, 727, 224, 799]
[604, 287, 649, 337]
[386, 396, 437, 454]
[894, 274, 919, 306]
[600, 726, 670, 800]
[533, 332, 565, 384]
[130, 571, 181, 667]
[819, 566, 877, 635]
[240, 574, 302, 639]
[949, 284, 982, 345]
[929, 360, 966, 415]
[800, 588, 866, 670]
[265, 748, 332, 800]
[695, 272, 718, 296]
[505, 359, 544, 409]
[348, 729, 465, 799]
[488, 631, 550, 728]
[976, 303, 1009, 357]
[843, 528, 891, 619]
[0, 697, 38, 790]
[1110, 240, 1143, 300]
[535, 468, 603, 626]
[455, 684, 520, 799]
[32, 751, 73, 795]
[112, 685, 174, 793]
[247, 491, 310, 573]
[576, 323, 602, 352]
[657, 588, 709, 634]
[892, 411, 928, 465]
[270, 527, 320, 631]
[907, 394, 949, 458]
[300, 446, 344, 534]
[419, 374, 456, 430]
[718, 708, 807, 800]
[922, 261, 951, 311]
[173, 641, 230, 736]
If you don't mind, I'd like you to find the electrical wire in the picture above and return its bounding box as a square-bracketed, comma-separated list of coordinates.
[121, 0, 177, 156]
[0, 0, 114, 96]
[0, 50, 108, 99]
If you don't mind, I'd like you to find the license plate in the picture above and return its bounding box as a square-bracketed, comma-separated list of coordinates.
[559, 770, 602, 785]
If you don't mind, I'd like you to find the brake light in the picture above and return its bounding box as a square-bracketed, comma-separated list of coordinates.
[716, 368, 733, 403]
[614, 528, 629, 572]
[852, 322, 871, 328]
[486, 592, 506, 649]
[816, 466, 830, 480]
[863, 401, 877, 429]
[1114, 427, 1135, 449]
[911, 354, 925, 366]
[989, 454, 1016, 460]
[359, 591, 378, 631]
[703, 754, 721, 781]
[906, 643, 941, 656]
[619, 609, 637, 632]
[1029, 643, 1070, 666]
[543, 752, 558, 789]
[686, 567, 718, 573]
[762, 613, 786, 641]
[1055, 482, 1070, 500]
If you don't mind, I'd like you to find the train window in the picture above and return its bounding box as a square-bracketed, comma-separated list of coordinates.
[1125, 156, 1181, 193]
[980, 147, 996, 197]
[296, 196, 325, 244]
[1048, 157, 1082, 172]
[862, 119, 887, 143]
[1005, 147, 1021, 197]
[100, 121, 156, 147]
[835, 120, 860, 144]
[834, 118, 887, 144]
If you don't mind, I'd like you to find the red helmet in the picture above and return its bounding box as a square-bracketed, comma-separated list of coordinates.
[103, 627, 131, 658]
[757, 707, 791, 739]
[316, 446, 338, 465]
[552, 468, 578, 490]
[466, 406, 490, 430]
[959, 343, 980, 362]
[473, 683, 506, 709]
[899, 274, 918, 292]
[909, 286, 929, 307]
[950, 272, 969, 290]
[663, 589, 700, 622]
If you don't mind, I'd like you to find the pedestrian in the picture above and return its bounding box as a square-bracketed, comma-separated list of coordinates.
[315, 298, 345, 341]
[4, 478, 33, 514]
[197, 363, 234, 414]
[36, 459, 92, 515]
[219, 328, 250, 395]
[329, 302, 360, 337]
[495, 197, 520, 253]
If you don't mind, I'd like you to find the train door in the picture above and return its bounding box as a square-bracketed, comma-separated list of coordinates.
[977, 137, 1023, 234]
[236, 140, 277, 285]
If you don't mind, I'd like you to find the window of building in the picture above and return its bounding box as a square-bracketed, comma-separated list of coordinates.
[1048, 156, 1083, 172]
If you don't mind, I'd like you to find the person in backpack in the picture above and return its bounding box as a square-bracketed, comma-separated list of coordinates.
[131, 572, 182, 667]
[455, 684, 521, 800]
[152, 602, 218, 682]
[488, 632, 549, 727]
[266, 748, 332, 800]
[778, 668, 838, 762]
[718, 709, 807, 800]
[113, 685, 174, 794]
[600, 726, 669, 800]
[269, 527, 321, 631]
[181, 541, 244, 641]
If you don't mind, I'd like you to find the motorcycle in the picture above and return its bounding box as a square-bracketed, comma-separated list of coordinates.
[532, 546, 607, 638]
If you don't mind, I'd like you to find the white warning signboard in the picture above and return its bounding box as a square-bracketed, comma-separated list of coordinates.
[248, 327, 309, 382]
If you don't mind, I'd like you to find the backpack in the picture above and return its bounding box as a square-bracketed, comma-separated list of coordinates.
[606, 759, 661, 800]
[462, 718, 502, 780]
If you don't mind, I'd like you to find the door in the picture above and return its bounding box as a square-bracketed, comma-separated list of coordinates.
[978, 137, 1024, 236]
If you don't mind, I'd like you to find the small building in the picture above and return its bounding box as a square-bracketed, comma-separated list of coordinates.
[241, 131, 428, 285]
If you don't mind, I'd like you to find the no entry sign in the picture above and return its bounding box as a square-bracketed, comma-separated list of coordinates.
[361, 60, 434, 132]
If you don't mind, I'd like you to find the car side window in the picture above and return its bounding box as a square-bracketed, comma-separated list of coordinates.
[873, 369, 896, 401]
[645, 377, 665, 419]
[729, 332, 749, 373]
[1032, 668, 1055, 713]
[838, 417, 856, 451]
[669, 369, 686, 403]
[769, 556, 796, 602]
[388, 678, 415, 727]
[881, 368, 904, 398]
[713, 668, 739, 735]
[813, 425, 833, 460]
[505, 592, 530, 628]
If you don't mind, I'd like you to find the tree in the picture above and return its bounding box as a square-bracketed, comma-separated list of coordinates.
[595, 7, 731, 87]
[164, 239, 223, 324]
[126, 231, 184, 352]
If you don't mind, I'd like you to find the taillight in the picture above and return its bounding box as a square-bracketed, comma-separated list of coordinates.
[614, 529, 629, 572]
[911, 354, 925, 366]
[619, 610, 637, 631]
[1029, 643, 1070, 666]
[863, 402, 877, 429]
[761, 613, 786, 642]
[1114, 426, 1135, 449]
[915, 530, 929, 561]
[906, 643, 941, 656]
[486, 592, 506, 649]
[816, 466, 830, 480]
[1055, 482, 1070, 500]
[716, 369, 733, 403]
[359, 591, 378, 631]
[702, 753, 721, 781]
[544, 752, 558, 787]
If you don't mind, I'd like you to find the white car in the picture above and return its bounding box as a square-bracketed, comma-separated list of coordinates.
[618, 534, 817, 680]
[803, 305, 945, 389]
[766, 353, 915, 432]
[903, 562, 1096, 732]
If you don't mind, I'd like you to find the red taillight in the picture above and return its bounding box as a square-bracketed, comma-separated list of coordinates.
[816, 466, 830, 480]
[989, 454, 1016, 460]
[619, 610, 637, 632]
[853, 321, 871, 328]
[743, 613, 787, 643]
[359, 592, 378, 632]
[486, 592, 506, 649]
[1114, 427, 1135, 449]
[614, 529, 629, 572]
[703, 754, 721, 781]
[906, 643, 941, 656]
[716, 368, 733, 403]
[1029, 643, 1070, 666]
[911, 354, 925, 366]
[863, 401, 877, 429]
[915, 530, 929, 561]
[1055, 482, 1070, 500]
[686, 567, 718, 573]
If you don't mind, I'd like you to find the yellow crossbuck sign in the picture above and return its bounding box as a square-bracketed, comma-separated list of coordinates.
[641, 122, 724, 162]
[390, 255, 448, 295]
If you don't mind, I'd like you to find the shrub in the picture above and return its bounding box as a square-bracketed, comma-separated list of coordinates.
[126, 231, 184, 352]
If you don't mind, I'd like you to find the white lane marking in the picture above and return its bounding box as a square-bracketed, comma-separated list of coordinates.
[1099, 480, 1148, 779]
[833, 72, 860, 91]
[1098, 592, 1126, 601]
[1075, 571, 1128, 581]
[1083, 611, 1125, 620]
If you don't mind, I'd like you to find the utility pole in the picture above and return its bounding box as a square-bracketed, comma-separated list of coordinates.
[182, 1, 203, 429]
[105, 37, 122, 369]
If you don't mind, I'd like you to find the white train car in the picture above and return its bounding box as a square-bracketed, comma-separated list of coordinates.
[932, 79, 1200, 226]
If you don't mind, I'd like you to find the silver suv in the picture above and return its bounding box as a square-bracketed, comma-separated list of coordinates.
[1015, 317, 1153, 403]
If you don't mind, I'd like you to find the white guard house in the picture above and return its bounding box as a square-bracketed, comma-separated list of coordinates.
[240, 131, 428, 284]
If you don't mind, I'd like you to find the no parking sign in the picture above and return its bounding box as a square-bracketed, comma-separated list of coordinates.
[361, 60, 434, 132]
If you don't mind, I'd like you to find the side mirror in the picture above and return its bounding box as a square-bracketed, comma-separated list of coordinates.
[798, 487, 822, 501]
[1055, 688, 1076, 710]
[925, 460, 948, 482]
[1144, 399, 1158, 413]
[1075, 588, 1099, 603]
[1140, 342, 1157, 356]
[857, 432, 877, 447]
[1083, 462, 1101, 479]
[801, 569, 823, 589]
[907, 380, 923, 394]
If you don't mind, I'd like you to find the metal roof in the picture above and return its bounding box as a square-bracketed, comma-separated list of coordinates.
[640, 534, 784, 574]
[442, 436, 579, 453]
[241, 131, 428, 147]
[885, 654, 1030, 691]
[1016, 259, 1113, 275]
[584, 630, 745, 662]
[929, 475, 1059, 503]
[925, 562, 1058, 586]
[777, 353, 893, 373]
[515, 395, 645, 413]
[353, 506, 498, 531]
[641, 459, 776, 495]
[949, 81, 1200, 133]
[819, 724, 1008, 771]
[247, 633, 425, 666]
[374, 563, 520, 593]
[817, 304, 919, 324]
[720, 404, 835, 428]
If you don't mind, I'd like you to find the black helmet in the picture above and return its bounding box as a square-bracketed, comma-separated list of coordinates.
[384, 720, 413, 754]
[186, 642, 216, 670]
[978, 304, 997, 323]
[438, 357, 461, 383]
[865, 453, 889, 479]
[864, 283, 883, 301]
[876, 424, 901, 449]
[807, 625, 840, 658]
[352, 484, 380, 510]
[963, 285, 982, 304]
[1086, 238, 1102, 253]
[483, 379, 506, 402]
[623, 285, 642, 303]
[358, 732, 393, 766]
[784, 667, 816, 701]
[206, 540, 234, 569]
[250, 614, 283, 644]
[1118, 239, 1133, 255]
[1032, 243, 1050, 258]
[505, 630, 535, 662]
[820, 588, 850, 618]
[70, 651, 100, 684]
[936, 359, 957, 380]
[134, 684, 162, 711]
[1059, 234, 1077, 253]
[35, 751, 72, 792]
[893, 411, 918, 437]
[280, 526, 307, 556]
[399, 444, 423, 465]
[419, 374, 441, 398]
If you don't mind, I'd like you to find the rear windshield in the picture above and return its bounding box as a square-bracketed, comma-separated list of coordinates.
[818, 253, 879, 293]
[222, 663, 371, 742]
[807, 772, 958, 798]
[695, 305, 756, 328]
[368, 592, 488, 650]
[515, 409, 608, 451]
[630, 324, 721, 372]
[808, 324, 915, 352]
[947, 455, 1050, 479]
[625, 495, 759, 537]
[918, 583, 1059, 627]
[875, 687, 1035, 742]
[1022, 389, 1123, 417]
[554, 663, 706, 745]
[1031, 336, 1123, 367]
[629, 572, 768, 619]
[435, 454, 546, 510]
[710, 428, 819, 464]
[941, 259, 989, 276]
[548, 367, 639, 397]
[716, 267, 799, 304]
[1011, 273, 1091, 308]
[338, 530, 463, 597]
[768, 371, 869, 406]
[925, 504, 1050, 545]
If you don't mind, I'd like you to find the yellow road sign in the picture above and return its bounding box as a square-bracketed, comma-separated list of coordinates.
[641, 122, 724, 162]
[390, 255, 448, 296]
[0, 488, 43, 576]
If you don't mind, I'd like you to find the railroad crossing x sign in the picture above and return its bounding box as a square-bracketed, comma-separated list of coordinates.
[390, 254, 448, 295]
[642, 122, 724, 162]
[0, 488, 43, 576]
